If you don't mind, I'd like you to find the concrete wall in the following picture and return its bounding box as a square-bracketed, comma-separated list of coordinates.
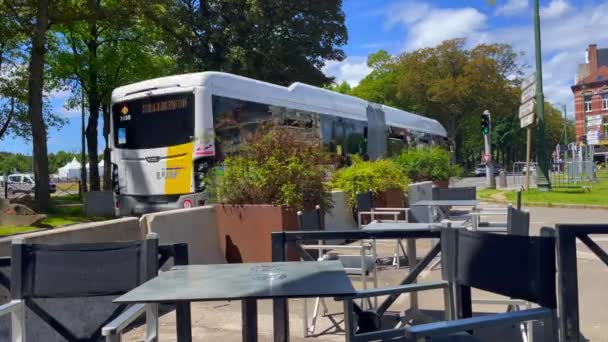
[0, 217, 143, 256]
[84, 191, 115, 217]
[140, 206, 225, 265]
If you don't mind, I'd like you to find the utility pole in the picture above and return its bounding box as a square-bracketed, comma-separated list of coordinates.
[482, 110, 495, 188]
[533, 0, 551, 190]
[80, 90, 87, 194]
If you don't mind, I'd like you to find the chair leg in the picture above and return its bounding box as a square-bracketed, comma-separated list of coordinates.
[11, 300, 25, 342]
[145, 303, 159, 342]
[303, 297, 309, 337]
[309, 297, 322, 335]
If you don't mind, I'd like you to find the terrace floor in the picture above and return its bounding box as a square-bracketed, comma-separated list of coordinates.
[124, 206, 608, 342]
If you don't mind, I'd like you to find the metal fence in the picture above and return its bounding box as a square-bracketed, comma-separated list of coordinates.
[510, 161, 596, 190]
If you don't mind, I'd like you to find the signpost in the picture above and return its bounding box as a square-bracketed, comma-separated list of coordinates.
[519, 74, 536, 190]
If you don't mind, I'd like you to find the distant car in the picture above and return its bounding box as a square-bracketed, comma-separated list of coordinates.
[5, 173, 56, 195]
[474, 164, 501, 177]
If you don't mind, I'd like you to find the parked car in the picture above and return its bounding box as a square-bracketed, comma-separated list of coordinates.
[474, 164, 501, 177]
[4, 173, 56, 195]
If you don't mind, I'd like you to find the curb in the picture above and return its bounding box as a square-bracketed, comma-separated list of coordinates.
[479, 197, 608, 210]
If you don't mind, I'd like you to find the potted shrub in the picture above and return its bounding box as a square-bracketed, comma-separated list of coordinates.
[209, 124, 333, 262]
[393, 147, 463, 188]
[331, 157, 410, 220]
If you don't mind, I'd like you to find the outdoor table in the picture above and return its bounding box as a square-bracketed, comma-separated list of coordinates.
[115, 260, 356, 342]
[411, 200, 479, 207]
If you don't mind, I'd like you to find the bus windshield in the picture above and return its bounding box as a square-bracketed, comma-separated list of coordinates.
[112, 93, 194, 149]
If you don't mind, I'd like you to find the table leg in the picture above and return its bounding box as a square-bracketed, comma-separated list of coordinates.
[242, 299, 258, 342]
[176, 302, 192, 342]
[406, 238, 418, 310]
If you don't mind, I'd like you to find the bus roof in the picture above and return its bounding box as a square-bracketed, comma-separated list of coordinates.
[112, 71, 447, 137]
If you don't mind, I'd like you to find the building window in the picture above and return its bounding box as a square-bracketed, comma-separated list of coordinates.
[603, 93, 608, 110]
[584, 95, 592, 112]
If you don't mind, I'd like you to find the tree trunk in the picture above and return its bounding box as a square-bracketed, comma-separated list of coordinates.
[28, 0, 51, 211]
[0, 97, 14, 139]
[102, 103, 111, 191]
[85, 0, 101, 191]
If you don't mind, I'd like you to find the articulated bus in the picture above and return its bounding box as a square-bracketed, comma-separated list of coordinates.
[110, 72, 448, 216]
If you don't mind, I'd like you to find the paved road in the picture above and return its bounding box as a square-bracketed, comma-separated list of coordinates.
[125, 206, 608, 342]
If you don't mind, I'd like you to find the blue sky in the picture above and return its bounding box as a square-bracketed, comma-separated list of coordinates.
[1, 0, 607, 155]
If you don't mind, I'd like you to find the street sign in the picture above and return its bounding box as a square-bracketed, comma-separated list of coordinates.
[520, 113, 536, 128]
[586, 114, 603, 128]
[587, 130, 600, 145]
[519, 99, 536, 119]
[520, 83, 536, 103]
[483, 154, 491, 162]
[521, 73, 535, 90]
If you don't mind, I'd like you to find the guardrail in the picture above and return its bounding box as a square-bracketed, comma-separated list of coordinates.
[555, 224, 608, 342]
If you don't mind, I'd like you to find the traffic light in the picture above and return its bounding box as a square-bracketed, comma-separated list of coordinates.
[481, 112, 490, 135]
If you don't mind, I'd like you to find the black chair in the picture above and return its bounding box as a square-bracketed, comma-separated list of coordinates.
[297, 205, 323, 231]
[338, 227, 558, 341]
[432, 187, 477, 201]
[0, 234, 189, 341]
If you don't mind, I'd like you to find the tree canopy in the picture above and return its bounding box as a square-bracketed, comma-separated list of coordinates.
[142, 0, 348, 86]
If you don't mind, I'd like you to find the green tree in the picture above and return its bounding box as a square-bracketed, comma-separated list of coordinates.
[49, 0, 175, 190]
[142, 0, 348, 86]
[326, 81, 352, 94]
[351, 50, 402, 107]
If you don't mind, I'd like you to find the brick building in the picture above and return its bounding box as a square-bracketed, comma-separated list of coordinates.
[572, 44, 608, 143]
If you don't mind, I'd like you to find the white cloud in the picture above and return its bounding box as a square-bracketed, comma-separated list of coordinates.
[382, 1, 608, 116]
[322, 57, 372, 87]
[494, 0, 529, 16]
[59, 105, 81, 118]
[541, 0, 572, 19]
[385, 3, 487, 50]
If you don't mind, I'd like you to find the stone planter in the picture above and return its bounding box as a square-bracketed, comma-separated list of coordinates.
[433, 180, 450, 189]
[215, 204, 299, 263]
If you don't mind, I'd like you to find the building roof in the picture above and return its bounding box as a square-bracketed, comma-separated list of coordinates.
[112, 71, 448, 137]
[598, 48, 608, 69]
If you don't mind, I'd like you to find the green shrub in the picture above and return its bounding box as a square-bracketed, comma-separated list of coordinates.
[393, 147, 463, 182]
[331, 157, 409, 205]
[209, 124, 333, 210]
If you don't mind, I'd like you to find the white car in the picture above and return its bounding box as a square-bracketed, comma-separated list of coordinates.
[522, 164, 537, 174]
[4, 173, 56, 195]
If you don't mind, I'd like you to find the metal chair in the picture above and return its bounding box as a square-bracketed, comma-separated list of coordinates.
[338, 227, 558, 341]
[0, 234, 188, 342]
[471, 206, 534, 341]
[356, 191, 409, 268]
[298, 206, 377, 336]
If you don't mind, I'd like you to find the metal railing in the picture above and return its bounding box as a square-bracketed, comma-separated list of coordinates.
[555, 224, 608, 342]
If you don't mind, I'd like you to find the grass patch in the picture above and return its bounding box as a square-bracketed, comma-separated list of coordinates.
[479, 177, 608, 207]
[0, 226, 40, 236]
[0, 201, 112, 237]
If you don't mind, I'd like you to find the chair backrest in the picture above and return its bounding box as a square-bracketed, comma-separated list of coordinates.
[356, 191, 373, 212]
[297, 205, 323, 231]
[441, 228, 556, 309]
[407, 182, 433, 222]
[507, 206, 530, 237]
[9, 235, 162, 341]
[432, 187, 476, 201]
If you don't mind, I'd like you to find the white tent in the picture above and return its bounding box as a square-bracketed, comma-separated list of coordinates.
[85, 160, 105, 177]
[58, 158, 82, 179]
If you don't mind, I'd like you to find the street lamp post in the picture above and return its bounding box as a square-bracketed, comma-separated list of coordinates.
[533, 0, 551, 190]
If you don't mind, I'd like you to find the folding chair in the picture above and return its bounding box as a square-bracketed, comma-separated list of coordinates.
[471, 206, 534, 341]
[356, 191, 409, 268]
[298, 206, 377, 336]
[0, 234, 188, 342]
[338, 227, 558, 342]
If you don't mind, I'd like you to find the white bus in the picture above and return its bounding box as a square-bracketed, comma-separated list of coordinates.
[110, 72, 447, 216]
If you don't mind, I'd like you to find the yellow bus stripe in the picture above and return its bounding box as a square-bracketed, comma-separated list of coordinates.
[164, 142, 193, 195]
